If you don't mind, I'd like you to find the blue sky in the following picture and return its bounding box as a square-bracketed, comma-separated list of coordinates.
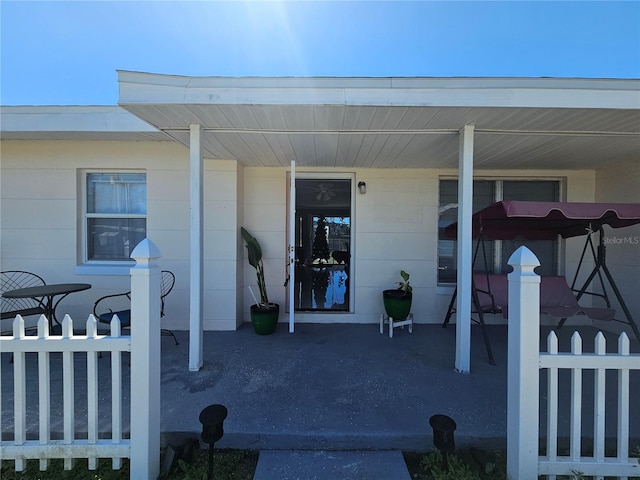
[1, 1, 639, 105]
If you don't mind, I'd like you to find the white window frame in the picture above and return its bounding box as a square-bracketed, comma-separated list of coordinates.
[76, 170, 147, 275]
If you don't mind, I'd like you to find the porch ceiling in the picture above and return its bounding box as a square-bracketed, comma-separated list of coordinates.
[118, 72, 640, 170]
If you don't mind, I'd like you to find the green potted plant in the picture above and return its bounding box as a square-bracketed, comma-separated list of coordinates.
[383, 270, 413, 321]
[241, 227, 280, 334]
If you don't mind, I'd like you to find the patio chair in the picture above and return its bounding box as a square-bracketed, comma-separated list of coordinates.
[1, 270, 47, 333]
[93, 270, 178, 345]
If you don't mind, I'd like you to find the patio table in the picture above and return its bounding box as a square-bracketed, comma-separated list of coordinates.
[2, 283, 91, 327]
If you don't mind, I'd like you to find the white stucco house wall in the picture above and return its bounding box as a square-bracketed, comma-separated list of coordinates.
[2, 73, 639, 371]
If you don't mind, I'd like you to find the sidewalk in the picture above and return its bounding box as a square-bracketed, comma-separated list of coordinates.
[253, 450, 411, 480]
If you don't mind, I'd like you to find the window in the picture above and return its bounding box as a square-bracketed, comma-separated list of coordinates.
[85, 173, 146, 262]
[438, 179, 560, 284]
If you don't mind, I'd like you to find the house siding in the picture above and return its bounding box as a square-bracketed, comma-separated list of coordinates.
[0, 140, 241, 331]
[1, 139, 636, 332]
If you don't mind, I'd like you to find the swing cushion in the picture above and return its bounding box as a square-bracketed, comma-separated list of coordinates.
[473, 274, 508, 315]
[473, 274, 615, 321]
[539, 276, 615, 321]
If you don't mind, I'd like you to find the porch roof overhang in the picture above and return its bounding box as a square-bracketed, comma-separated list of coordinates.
[116, 71, 640, 170]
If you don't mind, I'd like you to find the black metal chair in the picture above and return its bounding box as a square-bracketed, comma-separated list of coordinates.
[1, 270, 47, 333]
[93, 270, 178, 344]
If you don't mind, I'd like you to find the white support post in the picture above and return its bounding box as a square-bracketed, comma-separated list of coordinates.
[289, 161, 296, 333]
[189, 123, 204, 371]
[13, 315, 27, 472]
[506, 246, 541, 480]
[62, 315, 75, 471]
[129, 238, 162, 480]
[455, 124, 475, 374]
[37, 316, 50, 471]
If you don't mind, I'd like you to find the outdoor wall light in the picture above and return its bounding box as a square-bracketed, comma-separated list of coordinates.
[358, 181, 367, 194]
[199, 404, 228, 480]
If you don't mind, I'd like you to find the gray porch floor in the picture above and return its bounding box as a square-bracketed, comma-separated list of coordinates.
[2, 323, 639, 453]
[162, 322, 511, 451]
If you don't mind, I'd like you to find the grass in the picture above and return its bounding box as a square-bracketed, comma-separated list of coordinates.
[405, 449, 507, 480]
[2, 447, 638, 479]
[160, 447, 257, 480]
[405, 448, 640, 480]
[1, 458, 131, 480]
[0, 448, 257, 480]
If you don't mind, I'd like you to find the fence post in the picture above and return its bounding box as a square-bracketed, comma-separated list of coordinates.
[506, 246, 541, 480]
[129, 238, 162, 480]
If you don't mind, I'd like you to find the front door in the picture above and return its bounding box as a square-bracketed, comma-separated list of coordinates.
[294, 178, 352, 312]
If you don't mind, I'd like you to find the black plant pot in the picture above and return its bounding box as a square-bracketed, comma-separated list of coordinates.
[382, 290, 412, 321]
[250, 303, 280, 335]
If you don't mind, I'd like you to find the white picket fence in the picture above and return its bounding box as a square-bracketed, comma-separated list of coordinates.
[507, 246, 640, 480]
[538, 331, 638, 479]
[0, 238, 163, 479]
[0, 314, 131, 471]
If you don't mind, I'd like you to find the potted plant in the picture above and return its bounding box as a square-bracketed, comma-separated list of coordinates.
[240, 227, 280, 334]
[383, 270, 413, 321]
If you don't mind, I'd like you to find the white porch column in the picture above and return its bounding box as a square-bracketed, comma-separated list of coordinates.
[455, 124, 475, 374]
[189, 124, 204, 371]
[288, 161, 296, 333]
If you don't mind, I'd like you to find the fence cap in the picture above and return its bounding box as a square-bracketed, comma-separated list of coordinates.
[131, 238, 161, 265]
[507, 245, 540, 269]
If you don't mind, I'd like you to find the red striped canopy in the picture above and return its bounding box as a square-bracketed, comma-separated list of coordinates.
[444, 201, 640, 240]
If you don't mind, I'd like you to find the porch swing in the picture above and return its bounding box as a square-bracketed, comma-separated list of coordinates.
[442, 201, 640, 365]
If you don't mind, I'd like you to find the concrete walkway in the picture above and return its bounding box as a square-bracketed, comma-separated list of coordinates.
[253, 450, 411, 480]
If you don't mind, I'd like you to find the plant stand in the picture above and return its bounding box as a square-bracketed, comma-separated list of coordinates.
[379, 312, 413, 338]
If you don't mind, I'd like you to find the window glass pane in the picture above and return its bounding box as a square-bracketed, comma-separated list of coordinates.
[438, 179, 560, 282]
[438, 180, 495, 283]
[87, 218, 147, 261]
[438, 181, 457, 283]
[502, 180, 559, 202]
[321, 216, 351, 254]
[87, 173, 146, 214]
[500, 239, 557, 275]
[502, 180, 559, 274]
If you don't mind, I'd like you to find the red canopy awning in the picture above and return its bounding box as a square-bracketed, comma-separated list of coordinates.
[444, 201, 640, 240]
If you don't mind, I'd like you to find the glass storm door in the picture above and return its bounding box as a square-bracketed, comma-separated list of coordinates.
[293, 178, 351, 312]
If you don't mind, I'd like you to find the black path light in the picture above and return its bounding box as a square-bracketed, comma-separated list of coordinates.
[429, 414, 457, 468]
[199, 404, 228, 480]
